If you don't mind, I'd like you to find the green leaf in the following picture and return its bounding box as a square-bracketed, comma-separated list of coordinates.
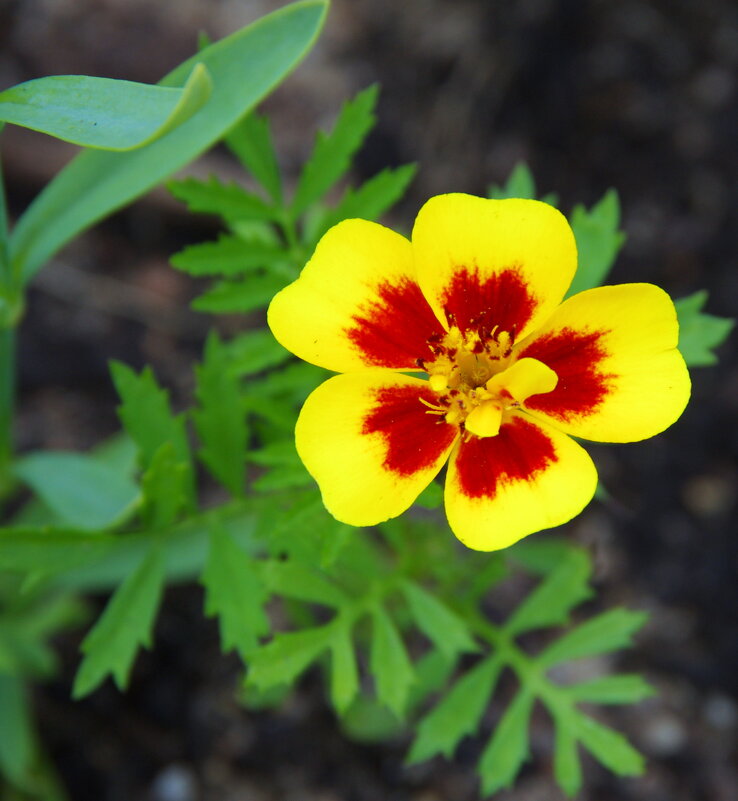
[505, 548, 592, 637]
[171, 234, 288, 278]
[226, 112, 282, 202]
[168, 177, 279, 224]
[414, 480, 443, 510]
[408, 657, 501, 764]
[538, 608, 649, 668]
[140, 442, 190, 528]
[12, 451, 139, 530]
[565, 674, 656, 705]
[553, 715, 582, 797]
[567, 189, 626, 296]
[479, 691, 535, 795]
[402, 581, 477, 657]
[248, 625, 334, 690]
[223, 330, 291, 376]
[10, 0, 328, 281]
[73, 546, 165, 697]
[507, 537, 580, 575]
[259, 560, 349, 607]
[370, 605, 415, 718]
[0, 65, 211, 150]
[573, 711, 645, 776]
[0, 528, 116, 574]
[488, 162, 536, 200]
[330, 623, 359, 714]
[193, 332, 248, 496]
[675, 290, 734, 366]
[0, 676, 37, 789]
[192, 273, 286, 313]
[291, 84, 379, 217]
[249, 439, 311, 492]
[201, 527, 268, 658]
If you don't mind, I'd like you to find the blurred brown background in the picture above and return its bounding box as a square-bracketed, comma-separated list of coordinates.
[1, 1, 737, 800]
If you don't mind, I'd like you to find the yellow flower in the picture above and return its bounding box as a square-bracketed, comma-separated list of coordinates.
[268, 194, 690, 551]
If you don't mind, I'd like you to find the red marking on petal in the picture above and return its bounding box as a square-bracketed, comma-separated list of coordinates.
[363, 385, 457, 477]
[455, 416, 557, 499]
[519, 327, 614, 420]
[347, 278, 445, 368]
[442, 267, 537, 338]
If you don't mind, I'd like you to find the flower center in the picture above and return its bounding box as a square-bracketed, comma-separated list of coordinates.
[420, 326, 557, 438]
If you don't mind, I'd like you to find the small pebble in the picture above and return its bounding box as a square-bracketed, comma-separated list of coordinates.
[150, 764, 198, 801]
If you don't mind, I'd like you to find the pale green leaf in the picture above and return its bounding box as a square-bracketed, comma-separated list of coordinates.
[247, 626, 333, 690]
[0, 65, 211, 149]
[13, 451, 139, 530]
[168, 177, 278, 224]
[291, 85, 378, 217]
[408, 657, 501, 764]
[73, 546, 165, 697]
[674, 290, 734, 366]
[565, 674, 656, 705]
[201, 527, 268, 658]
[192, 273, 286, 313]
[505, 548, 592, 637]
[567, 189, 626, 296]
[330, 624, 359, 714]
[226, 112, 282, 202]
[574, 711, 645, 776]
[553, 715, 582, 797]
[538, 608, 649, 668]
[370, 605, 414, 718]
[402, 581, 477, 657]
[479, 691, 534, 794]
[10, 0, 328, 281]
[259, 560, 349, 607]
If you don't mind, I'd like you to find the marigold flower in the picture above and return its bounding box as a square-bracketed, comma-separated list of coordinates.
[267, 194, 690, 551]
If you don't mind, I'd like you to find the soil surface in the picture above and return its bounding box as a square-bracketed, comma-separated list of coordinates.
[2, 1, 737, 800]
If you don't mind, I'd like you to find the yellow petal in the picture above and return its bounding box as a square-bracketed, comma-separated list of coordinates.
[486, 357, 558, 404]
[445, 413, 597, 551]
[296, 371, 459, 527]
[268, 219, 445, 373]
[464, 401, 503, 438]
[516, 283, 691, 442]
[412, 195, 577, 344]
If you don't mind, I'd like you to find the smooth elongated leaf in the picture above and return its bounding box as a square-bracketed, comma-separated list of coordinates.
[226, 112, 282, 202]
[553, 715, 582, 797]
[674, 290, 734, 366]
[73, 547, 165, 697]
[538, 608, 648, 668]
[402, 581, 477, 657]
[479, 691, 535, 794]
[291, 85, 378, 217]
[370, 605, 415, 718]
[192, 273, 286, 313]
[565, 674, 655, 705]
[330, 624, 359, 714]
[0, 66, 211, 150]
[567, 189, 626, 296]
[13, 451, 139, 530]
[408, 657, 501, 764]
[193, 332, 248, 496]
[260, 560, 348, 607]
[10, 0, 328, 281]
[505, 548, 592, 637]
[574, 711, 644, 776]
[201, 527, 268, 658]
[168, 177, 278, 223]
[247, 625, 333, 690]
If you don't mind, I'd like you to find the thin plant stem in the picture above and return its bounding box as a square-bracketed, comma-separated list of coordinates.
[0, 327, 15, 491]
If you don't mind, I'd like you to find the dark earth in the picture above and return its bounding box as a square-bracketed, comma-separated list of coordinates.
[1, 1, 737, 799]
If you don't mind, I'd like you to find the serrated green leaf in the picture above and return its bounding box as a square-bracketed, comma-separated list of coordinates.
[201, 527, 268, 658]
[479, 690, 535, 794]
[370, 605, 415, 718]
[193, 332, 248, 496]
[573, 711, 645, 776]
[223, 329, 291, 376]
[553, 715, 582, 797]
[11, 0, 328, 281]
[226, 112, 282, 202]
[505, 548, 592, 637]
[291, 85, 379, 217]
[170, 233, 288, 277]
[507, 537, 581, 575]
[674, 290, 734, 366]
[565, 674, 656, 705]
[0, 66, 211, 150]
[253, 465, 312, 492]
[247, 625, 333, 690]
[488, 162, 536, 200]
[330, 624, 359, 714]
[538, 608, 649, 668]
[192, 273, 286, 313]
[168, 177, 278, 224]
[259, 560, 349, 607]
[12, 451, 139, 530]
[408, 656, 501, 764]
[73, 546, 164, 697]
[567, 189, 626, 296]
[406, 648, 458, 712]
[402, 581, 477, 657]
[140, 442, 190, 528]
